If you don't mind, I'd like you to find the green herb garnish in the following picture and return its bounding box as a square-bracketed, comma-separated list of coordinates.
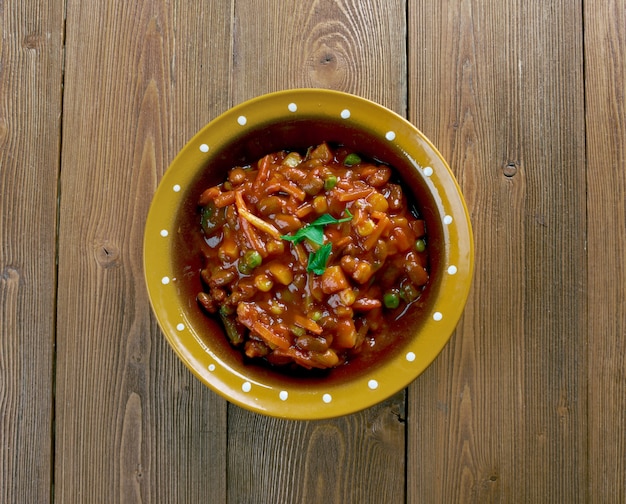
[281, 209, 353, 275]
[306, 243, 332, 275]
[281, 209, 353, 245]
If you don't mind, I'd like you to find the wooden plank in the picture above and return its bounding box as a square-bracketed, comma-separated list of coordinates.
[584, 1, 626, 501]
[407, 1, 587, 502]
[55, 1, 232, 501]
[230, 0, 406, 111]
[227, 1, 407, 502]
[228, 392, 406, 503]
[0, 0, 63, 502]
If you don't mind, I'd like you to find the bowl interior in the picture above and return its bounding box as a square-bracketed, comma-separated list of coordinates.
[144, 89, 473, 419]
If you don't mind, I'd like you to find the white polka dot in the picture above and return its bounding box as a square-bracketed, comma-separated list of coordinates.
[237, 115, 247, 126]
[160, 229, 169, 237]
[208, 364, 216, 372]
[173, 184, 181, 192]
[368, 379, 379, 390]
[288, 103, 297, 112]
[176, 323, 185, 331]
[406, 351, 416, 362]
[322, 393, 332, 404]
[444, 215, 453, 225]
[385, 131, 396, 141]
[447, 265, 458, 275]
[279, 390, 289, 401]
[199, 143, 209, 153]
[433, 312, 443, 321]
[340, 109, 351, 119]
[161, 276, 170, 285]
[242, 381, 252, 393]
[423, 166, 433, 177]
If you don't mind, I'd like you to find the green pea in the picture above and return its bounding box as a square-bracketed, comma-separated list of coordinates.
[238, 250, 262, 274]
[415, 239, 426, 253]
[383, 291, 400, 309]
[324, 174, 338, 191]
[343, 153, 362, 166]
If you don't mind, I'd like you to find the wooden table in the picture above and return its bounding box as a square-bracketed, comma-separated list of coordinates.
[2, 1, 624, 502]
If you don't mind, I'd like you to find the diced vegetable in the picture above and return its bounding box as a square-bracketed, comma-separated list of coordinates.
[324, 174, 338, 190]
[343, 153, 362, 166]
[195, 143, 429, 370]
[320, 265, 349, 294]
[238, 250, 262, 274]
[383, 291, 400, 309]
[200, 202, 226, 236]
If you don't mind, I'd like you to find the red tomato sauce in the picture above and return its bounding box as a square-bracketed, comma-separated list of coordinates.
[195, 143, 429, 371]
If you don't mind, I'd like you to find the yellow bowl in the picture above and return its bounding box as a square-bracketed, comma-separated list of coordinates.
[144, 89, 473, 419]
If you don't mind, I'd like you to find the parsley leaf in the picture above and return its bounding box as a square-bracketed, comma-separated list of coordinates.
[280, 209, 353, 246]
[281, 224, 324, 245]
[309, 209, 353, 227]
[306, 243, 332, 275]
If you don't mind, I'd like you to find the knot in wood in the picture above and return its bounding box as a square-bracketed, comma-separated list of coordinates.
[503, 162, 518, 177]
[95, 241, 121, 269]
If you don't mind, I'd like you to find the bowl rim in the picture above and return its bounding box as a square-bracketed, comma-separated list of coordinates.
[144, 88, 474, 419]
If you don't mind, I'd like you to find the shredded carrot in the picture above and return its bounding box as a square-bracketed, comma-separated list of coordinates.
[252, 321, 291, 350]
[235, 191, 282, 240]
[352, 297, 382, 311]
[363, 213, 391, 250]
[336, 188, 374, 202]
[253, 155, 272, 190]
[266, 180, 306, 201]
[214, 190, 236, 208]
[333, 236, 352, 250]
[295, 202, 314, 218]
[239, 218, 267, 257]
[293, 314, 323, 334]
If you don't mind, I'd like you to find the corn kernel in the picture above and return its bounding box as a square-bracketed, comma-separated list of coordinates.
[356, 218, 376, 236]
[312, 195, 328, 214]
[367, 192, 389, 212]
[254, 274, 274, 292]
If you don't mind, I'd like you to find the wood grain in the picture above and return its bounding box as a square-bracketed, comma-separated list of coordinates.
[55, 1, 232, 501]
[232, 0, 407, 113]
[407, 1, 587, 502]
[0, 0, 63, 502]
[584, 1, 626, 502]
[3, 0, 624, 500]
[228, 392, 406, 504]
[228, 1, 407, 502]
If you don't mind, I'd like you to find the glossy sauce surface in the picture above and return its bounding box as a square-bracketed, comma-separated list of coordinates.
[195, 143, 429, 371]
